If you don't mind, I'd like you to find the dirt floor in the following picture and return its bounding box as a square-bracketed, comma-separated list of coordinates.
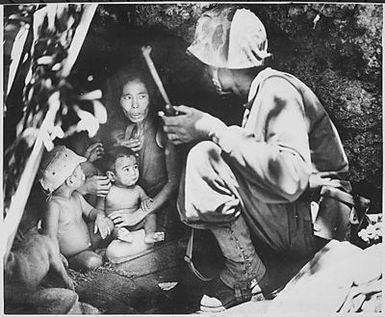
[65, 230, 311, 314]
[67, 239, 201, 314]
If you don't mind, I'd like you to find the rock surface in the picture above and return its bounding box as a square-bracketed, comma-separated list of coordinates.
[84, 3, 382, 209]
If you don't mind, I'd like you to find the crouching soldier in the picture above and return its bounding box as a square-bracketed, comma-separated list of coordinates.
[161, 6, 352, 312]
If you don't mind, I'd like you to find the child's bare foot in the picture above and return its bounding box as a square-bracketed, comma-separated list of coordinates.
[144, 232, 165, 244]
[117, 228, 133, 243]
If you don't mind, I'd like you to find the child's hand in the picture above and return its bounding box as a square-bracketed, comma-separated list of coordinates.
[141, 198, 154, 213]
[94, 214, 112, 239]
[119, 138, 142, 152]
[85, 142, 104, 162]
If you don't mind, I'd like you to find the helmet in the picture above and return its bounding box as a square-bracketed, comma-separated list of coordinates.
[187, 7, 271, 69]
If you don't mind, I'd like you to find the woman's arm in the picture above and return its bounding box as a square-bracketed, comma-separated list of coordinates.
[79, 175, 111, 198]
[77, 162, 111, 199]
[108, 187, 151, 227]
[111, 129, 125, 146]
[84, 142, 104, 162]
[116, 125, 142, 152]
[151, 135, 180, 212]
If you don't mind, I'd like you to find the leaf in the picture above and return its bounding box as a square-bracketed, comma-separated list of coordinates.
[66, 16, 75, 31]
[52, 63, 61, 71]
[45, 78, 54, 90]
[46, 4, 57, 31]
[79, 89, 102, 100]
[37, 55, 54, 65]
[42, 130, 54, 151]
[32, 7, 47, 40]
[16, 118, 25, 137]
[48, 91, 61, 110]
[158, 282, 178, 291]
[21, 127, 38, 147]
[24, 69, 33, 87]
[51, 125, 65, 139]
[92, 100, 107, 124]
[75, 107, 99, 137]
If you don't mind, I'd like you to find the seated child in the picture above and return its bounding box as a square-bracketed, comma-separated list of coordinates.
[98, 146, 165, 245]
[105, 67, 181, 239]
[39, 145, 113, 272]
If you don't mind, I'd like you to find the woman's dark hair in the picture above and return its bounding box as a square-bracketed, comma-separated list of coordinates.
[101, 63, 160, 145]
[103, 63, 158, 126]
[115, 66, 156, 101]
[104, 64, 158, 113]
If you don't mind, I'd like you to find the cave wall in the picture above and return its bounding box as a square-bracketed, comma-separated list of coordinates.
[132, 3, 383, 209]
[258, 4, 382, 208]
[77, 3, 382, 210]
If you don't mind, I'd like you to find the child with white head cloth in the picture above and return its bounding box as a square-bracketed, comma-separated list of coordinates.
[39, 145, 113, 271]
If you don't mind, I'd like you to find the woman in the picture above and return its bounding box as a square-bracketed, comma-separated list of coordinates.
[101, 65, 181, 261]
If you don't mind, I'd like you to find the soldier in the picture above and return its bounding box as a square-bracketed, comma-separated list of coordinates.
[161, 6, 351, 312]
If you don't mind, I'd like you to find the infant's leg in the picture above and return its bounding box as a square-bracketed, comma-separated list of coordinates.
[67, 250, 103, 272]
[111, 226, 132, 242]
[116, 227, 134, 243]
[106, 230, 151, 263]
[143, 214, 165, 244]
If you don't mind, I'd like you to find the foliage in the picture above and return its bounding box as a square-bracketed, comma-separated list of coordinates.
[3, 4, 106, 209]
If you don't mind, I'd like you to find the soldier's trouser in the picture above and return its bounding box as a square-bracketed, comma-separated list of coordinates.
[177, 141, 324, 289]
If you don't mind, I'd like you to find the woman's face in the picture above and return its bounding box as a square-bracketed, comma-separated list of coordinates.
[120, 80, 150, 123]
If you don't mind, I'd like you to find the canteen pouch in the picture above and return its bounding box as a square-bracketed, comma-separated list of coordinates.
[312, 185, 355, 241]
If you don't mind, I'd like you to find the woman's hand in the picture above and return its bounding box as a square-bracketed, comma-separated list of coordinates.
[108, 208, 147, 227]
[94, 214, 112, 239]
[85, 142, 104, 162]
[118, 138, 142, 152]
[83, 175, 111, 197]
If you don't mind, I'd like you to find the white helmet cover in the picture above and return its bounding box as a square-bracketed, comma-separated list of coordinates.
[187, 7, 271, 69]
